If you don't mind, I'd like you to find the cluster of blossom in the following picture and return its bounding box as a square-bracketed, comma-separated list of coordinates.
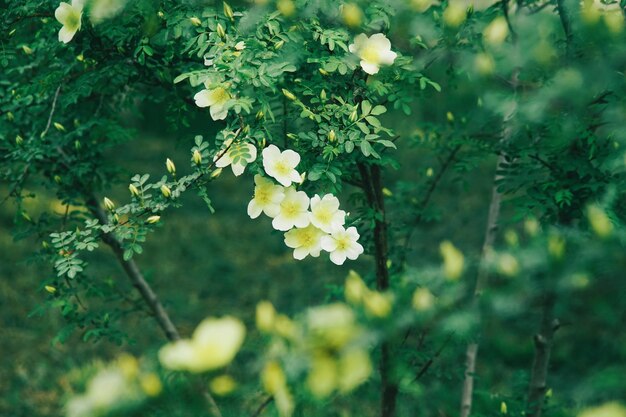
[217, 143, 362, 265]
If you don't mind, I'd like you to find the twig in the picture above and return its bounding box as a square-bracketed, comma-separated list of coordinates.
[41, 85, 62, 139]
[556, 0, 573, 59]
[414, 332, 455, 382]
[251, 396, 274, 417]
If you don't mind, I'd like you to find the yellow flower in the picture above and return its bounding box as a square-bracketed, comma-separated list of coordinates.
[440, 241, 464, 280]
[483, 17, 509, 45]
[158, 316, 246, 373]
[194, 87, 231, 121]
[55, 0, 84, 44]
[344, 270, 367, 304]
[210, 375, 237, 396]
[587, 204, 613, 238]
[307, 353, 338, 398]
[412, 287, 435, 311]
[349, 33, 397, 75]
[256, 300, 277, 332]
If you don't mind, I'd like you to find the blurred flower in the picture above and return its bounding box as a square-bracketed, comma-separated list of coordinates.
[497, 253, 519, 276]
[210, 375, 237, 396]
[90, 0, 126, 24]
[362, 290, 393, 318]
[483, 17, 509, 45]
[309, 194, 346, 233]
[440, 241, 464, 280]
[349, 33, 397, 75]
[321, 226, 364, 265]
[587, 204, 613, 238]
[272, 187, 310, 231]
[248, 174, 285, 219]
[277, 0, 296, 17]
[139, 373, 162, 397]
[55, 0, 83, 44]
[344, 270, 367, 304]
[159, 316, 245, 373]
[412, 287, 435, 311]
[256, 300, 277, 332]
[411, 0, 436, 12]
[578, 402, 626, 417]
[194, 87, 231, 121]
[337, 348, 372, 392]
[261, 361, 294, 417]
[307, 303, 358, 349]
[214, 139, 257, 176]
[284, 224, 325, 260]
[234, 41, 246, 50]
[443, 2, 467, 27]
[341, 3, 363, 27]
[262, 144, 302, 187]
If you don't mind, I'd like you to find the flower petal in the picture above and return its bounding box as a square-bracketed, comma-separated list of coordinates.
[360, 61, 380, 75]
[247, 200, 263, 219]
[58, 25, 77, 43]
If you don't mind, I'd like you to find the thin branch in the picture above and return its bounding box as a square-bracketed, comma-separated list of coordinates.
[556, 0, 573, 59]
[41, 85, 62, 139]
[251, 396, 273, 417]
[527, 292, 560, 417]
[87, 196, 181, 342]
[414, 332, 455, 382]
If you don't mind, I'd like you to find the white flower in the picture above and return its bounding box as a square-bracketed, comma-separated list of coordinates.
[262, 144, 302, 187]
[234, 41, 246, 50]
[321, 226, 364, 265]
[204, 57, 214, 67]
[158, 316, 246, 373]
[284, 224, 325, 260]
[194, 87, 231, 121]
[55, 0, 84, 44]
[309, 194, 346, 233]
[247, 174, 285, 219]
[349, 33, 397, 75]
[214, 139, 257, 176]
[272, 187, 310, 231]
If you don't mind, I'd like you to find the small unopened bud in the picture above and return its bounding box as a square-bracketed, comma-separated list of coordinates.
[223, 2, 235, 20]
[146, 215, 161, 224]
[256, 110, 265, 120]
[129, 184, 140, 197]
[45, 285, 57, 294]
[22, 45, 33, 55]
[53, 122, 65, 132]
[282, 88, 296, 101]
[320, 89, 327, 100]
[210, 168, 223, 178]
[166, 158, 176, 174]
[286, 133, 298, 140]
[161, 185, 172, 198]
[216, 23, 226, 38]
[192, 149, 202, 165]
[243, 124, 250, 134]
[157, 11, 164, 18]
[500, 401, 508, 414]
[274, 40, 285, 50]
[328, 129, 336, 142]
[54, 175, 62, 184]
[74, 140, 81, 150]
[103, 197, 115, 211]
[7, 111, 14, 121]
[349, 109, 358, 122]
[76, 53, 84, 62]
[234, 41, 246, 50]
[190, 16, 202, 26]
[15, 135, 23, 145]
[113, 213, 120, 223]
[319, 68, 329, 76]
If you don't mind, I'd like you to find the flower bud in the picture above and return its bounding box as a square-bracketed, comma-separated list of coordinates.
[341, 3, 363, 28]
[210, 168, 223, 178]
[7, 111, 14, 121]
[500, 401, 508, 414]
[166, 158, 176, 174]
[54, 175, 62, 184]
[103, 197, 115, 211]
[74, 140, 81, 150]
[319, 68, 329, 76]
[274, 40, 285, 50]
[15, 135, 23, 145]
[22, 45, 33, 55]
[256, 301, 276, 332]
[193, 149, 202, 165]
[113, 213, 120, 223]
[45, 285, 57, 294]
[282, 88, 296, 101]
[190, 16, 202, 26]
[53, 122, 65, 132]
[349, 109, 358, 122]
[286, 133, 298, 140]
[256, 110, 265, 120]
[157, 11, 164, 18]
[146, 215, 161, 224]
[129, 184, 140, 197]
[216, 23, 226, 38]
[328, 129, 336, 142]
[223, 2, 235, 20]
[320, 89, 327, 100]
[234, 41, 246, 50]
[161, 185, 172, 198]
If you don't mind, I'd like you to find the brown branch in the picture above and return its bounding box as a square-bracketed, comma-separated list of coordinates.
[87, 196, 181, 342]
[527, 292, 560, 417]
[414, 332, 455, 382]
[41, 85, 62, 138]
[358, 162, 397, 417]
[251, 396, 273, 417]
[459, 152, 506, 417]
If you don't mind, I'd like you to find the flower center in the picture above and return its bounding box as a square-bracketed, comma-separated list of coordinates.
[336, 236, 349, 251]
[256, 188, 270, 204]
[274, 160, 291, 176]
[213, 88, 230, 104]
[66, 10, 81, 30]
[283, 201, 299, 217]
[315, 207, 332, 224]
[361, 45, 380, 63]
